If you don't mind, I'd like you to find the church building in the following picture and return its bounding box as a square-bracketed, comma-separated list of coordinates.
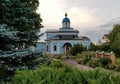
[36, 13, 91, 54]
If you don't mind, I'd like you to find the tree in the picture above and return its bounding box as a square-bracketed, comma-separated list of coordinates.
[0, 0, 42, 50]
[89, 43, 98, 51]
[0, 0, 43, 81]
[89, 42, 111, 52]
[0, 24, 18, 50]
[109, 24, 120, 43]
[108, 24, 120, 55]
[70, 44, 87, 56]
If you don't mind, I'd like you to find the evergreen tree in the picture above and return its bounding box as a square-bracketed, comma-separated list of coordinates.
[0, 0, 42, 50]
[0, 0, 43, 81]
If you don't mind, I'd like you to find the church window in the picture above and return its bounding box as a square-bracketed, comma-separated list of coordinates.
[54, 45, 57, 51]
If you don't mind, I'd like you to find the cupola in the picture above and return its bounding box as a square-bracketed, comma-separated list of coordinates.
[62, 13, 70, 28]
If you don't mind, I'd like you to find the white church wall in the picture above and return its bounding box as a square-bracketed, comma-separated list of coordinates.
[35, 42, 45, 53]
[51, 41, 59, 54]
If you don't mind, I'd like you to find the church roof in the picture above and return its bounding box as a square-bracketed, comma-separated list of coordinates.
[46, 35, 90, 41]
[46, 29, 79, 33]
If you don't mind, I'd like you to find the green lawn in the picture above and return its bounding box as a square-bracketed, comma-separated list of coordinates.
[116, 57, 120, 65]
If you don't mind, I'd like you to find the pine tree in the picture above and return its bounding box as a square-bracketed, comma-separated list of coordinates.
[0, 0, 43, 81]
[0, 0, 42, 50]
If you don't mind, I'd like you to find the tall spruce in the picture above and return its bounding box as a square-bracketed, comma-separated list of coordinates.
[0, 0, 42, 50]
[0, 1, 43, 81]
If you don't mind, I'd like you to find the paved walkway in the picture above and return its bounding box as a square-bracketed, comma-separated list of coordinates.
[65, 59, 93, 71]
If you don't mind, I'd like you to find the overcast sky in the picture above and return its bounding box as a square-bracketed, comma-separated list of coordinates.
[38, 0, 120, 42]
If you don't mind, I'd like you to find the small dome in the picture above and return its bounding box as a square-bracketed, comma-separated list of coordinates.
[62, 18, 70, 23]
[62, 13, 70, 23]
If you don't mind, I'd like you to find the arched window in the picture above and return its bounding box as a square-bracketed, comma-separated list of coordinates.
[54, 45, 57, 51]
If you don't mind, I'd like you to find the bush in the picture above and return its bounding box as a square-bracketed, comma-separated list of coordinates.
[70, 44, 87, 56]
[99, 58, 112, 67]
[75, 53, 95, 65]
[2, 61, 120, 84]
[107, 64, 120, 71]
[89, 60, 100, 68]
[54, 54, 63, 59]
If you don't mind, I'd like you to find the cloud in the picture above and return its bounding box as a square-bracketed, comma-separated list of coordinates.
[63, 0, 120, 22]
[38, 0, 102, 29]
[68, 7, 101, 28]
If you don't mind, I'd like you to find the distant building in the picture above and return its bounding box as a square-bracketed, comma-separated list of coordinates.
[36, 13, 91, 54]
[102, 34, 109, 43]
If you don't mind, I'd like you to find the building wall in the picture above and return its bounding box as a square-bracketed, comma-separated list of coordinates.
[51, 41, 58, 54]
[46, 41, 51, 54]
[45, 40, 91, 54]
[35, 42, 45, 53]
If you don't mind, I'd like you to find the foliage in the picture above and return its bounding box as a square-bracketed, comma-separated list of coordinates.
[107, 64, 120, 72]
[0, 0, 43, 81]
[52, 54, 63, 60]
[1, 61, 120, 84]
[109, 24, 120, 43]
[89, 43, 111, 52]
[98, 43, 111, 52]
[0, 48, 49, 81]
[70, 44, 87, 56]
[116, 57, 120, 65]
[71, 53, 95, 65]
[89, 43, 98, 51]
[0, 0, 42, 50]
[108, 24, 120, 55]
[89, 60, 101, 68]
[88, 57, 113, 69]
[99, 58, 112, 67]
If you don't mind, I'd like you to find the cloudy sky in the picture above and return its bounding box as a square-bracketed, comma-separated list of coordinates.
[38, 0, 120, 42]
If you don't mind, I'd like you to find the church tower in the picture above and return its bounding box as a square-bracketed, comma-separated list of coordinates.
[62, 13, 70, 28]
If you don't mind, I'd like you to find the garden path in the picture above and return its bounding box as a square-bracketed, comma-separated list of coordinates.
[65, 59, 120, 76]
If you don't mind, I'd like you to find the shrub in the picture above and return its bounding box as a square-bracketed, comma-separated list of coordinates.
[114, 65, 120, 71]
[99, 58, 112, 67]
[76, 53, 95, 65]
[54, 54, 63, 59]
[70, 44, 87, 56]
[1, 61, 120, 84]
[89, 60, 100, 68]
[76, 58, 83, 64]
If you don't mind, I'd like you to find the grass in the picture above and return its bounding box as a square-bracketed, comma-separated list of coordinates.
[116, 57, 120, 65]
